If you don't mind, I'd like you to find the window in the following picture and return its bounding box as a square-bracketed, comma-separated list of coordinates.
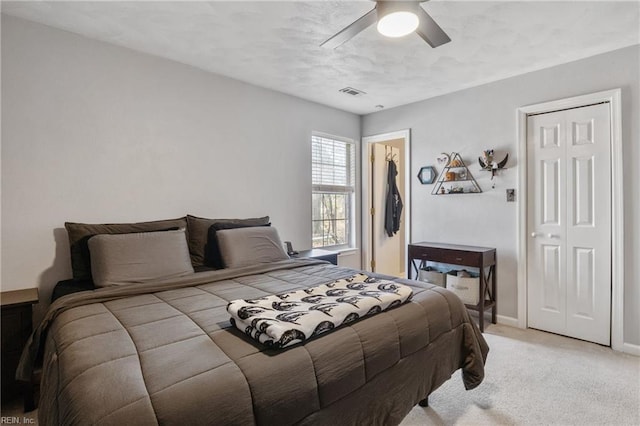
[312, 134, 356, 249]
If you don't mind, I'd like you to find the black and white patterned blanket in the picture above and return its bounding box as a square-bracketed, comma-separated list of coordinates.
[227, 274, 413, 348]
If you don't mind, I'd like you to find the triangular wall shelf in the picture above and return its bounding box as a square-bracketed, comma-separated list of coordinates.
[432, 152, 482, 195]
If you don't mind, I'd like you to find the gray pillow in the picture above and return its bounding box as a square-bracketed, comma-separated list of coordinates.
[88, 229, 194, 287]
[206, 222, 271, 269]
[186, 215, 270, 267]
[65, 217, 187, 280]
[216, 227, 289, 269]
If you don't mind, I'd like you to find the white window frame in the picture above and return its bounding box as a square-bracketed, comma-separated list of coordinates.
[311, 132, 356, 250]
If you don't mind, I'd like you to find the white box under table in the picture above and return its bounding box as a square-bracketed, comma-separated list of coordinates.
[446, 274, 480, 305]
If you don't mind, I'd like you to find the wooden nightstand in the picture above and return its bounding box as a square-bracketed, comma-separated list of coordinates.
[293, 249, 339, 265]
[1, 288, 39, 406]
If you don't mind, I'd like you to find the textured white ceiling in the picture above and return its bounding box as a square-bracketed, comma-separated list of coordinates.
[2, 1, 639, 114]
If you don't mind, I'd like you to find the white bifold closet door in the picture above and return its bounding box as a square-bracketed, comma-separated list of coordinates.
[527, 102, 611, 345]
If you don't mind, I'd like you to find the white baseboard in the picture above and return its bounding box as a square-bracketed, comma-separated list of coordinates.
[496, 315, 519, 328]
[488, 314, 638, 356]
[621, 342, 640, 356]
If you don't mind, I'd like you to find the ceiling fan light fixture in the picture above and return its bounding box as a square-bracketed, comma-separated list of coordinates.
[375, 1, 420, 38]
[320, 0, 450, 49]
[377, 11, 419, 38]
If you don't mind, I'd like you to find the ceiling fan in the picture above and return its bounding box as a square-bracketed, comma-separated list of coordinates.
[321, 1, 450, 49]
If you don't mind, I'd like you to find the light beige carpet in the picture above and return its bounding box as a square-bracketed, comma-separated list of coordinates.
[401, 324, 640, 426]
[2, 324, 638, 425]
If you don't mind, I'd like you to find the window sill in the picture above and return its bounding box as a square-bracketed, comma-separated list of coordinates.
[313, 247, 358, 256]
[336, 248, 358, 256]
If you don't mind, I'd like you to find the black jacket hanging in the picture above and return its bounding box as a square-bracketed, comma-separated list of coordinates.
[385, 159, 403, 237]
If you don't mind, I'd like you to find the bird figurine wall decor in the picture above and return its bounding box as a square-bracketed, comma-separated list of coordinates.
[479, 150, 508, 179]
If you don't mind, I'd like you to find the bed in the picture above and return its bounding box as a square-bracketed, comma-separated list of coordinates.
[18, 216, 488, 426]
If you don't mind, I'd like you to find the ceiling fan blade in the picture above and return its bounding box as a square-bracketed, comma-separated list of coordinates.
[320, 8, 378, 49]
[415, 6, 451, 48]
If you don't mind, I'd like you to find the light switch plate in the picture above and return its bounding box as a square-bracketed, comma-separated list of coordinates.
[506, 189, 515, 202]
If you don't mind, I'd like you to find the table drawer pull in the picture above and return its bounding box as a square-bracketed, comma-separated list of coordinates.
[455, 257, 463, 261]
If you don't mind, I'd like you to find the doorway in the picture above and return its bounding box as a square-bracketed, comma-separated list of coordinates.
[517, 89, 624, 350]
[362, 130, 411, 277]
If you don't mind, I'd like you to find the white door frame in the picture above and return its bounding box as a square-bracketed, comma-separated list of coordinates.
[362, 129, 411, 274]
[516, 88, 625, 352]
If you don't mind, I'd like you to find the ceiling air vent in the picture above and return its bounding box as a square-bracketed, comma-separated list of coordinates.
[339, 87, 366, 96]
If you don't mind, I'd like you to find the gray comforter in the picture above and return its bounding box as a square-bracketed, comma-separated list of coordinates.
[21, 259, 489, 425]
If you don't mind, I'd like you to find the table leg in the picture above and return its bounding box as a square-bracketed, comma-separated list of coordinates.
[478, 267, 485, 332]
[408, 258, 422, 280]
[23, 381, 35, 412]
[492, 262, 497, 324]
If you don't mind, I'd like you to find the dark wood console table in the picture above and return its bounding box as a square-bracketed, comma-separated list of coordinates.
[408, 242, 496, 332]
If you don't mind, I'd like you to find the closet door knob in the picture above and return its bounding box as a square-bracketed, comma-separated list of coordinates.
[547, 233, 559, 239]
[531, 232, 542, 238]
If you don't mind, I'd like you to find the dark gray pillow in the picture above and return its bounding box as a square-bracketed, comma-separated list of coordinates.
[88, 229, 194, 287]
[186, 215, 270, 267]
[65, 217, 187, 280]
[216, 227, 289, 269]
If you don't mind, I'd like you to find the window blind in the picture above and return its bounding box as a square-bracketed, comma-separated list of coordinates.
[312, 135, 355, 193]
[311, 134, 355, 248]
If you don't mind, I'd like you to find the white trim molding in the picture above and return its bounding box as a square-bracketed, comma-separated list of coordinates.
[516, 89, 626, 353]
[361, 130, 411, 275]
[622, 343, 640, 357]
[496, 315, 520, 328]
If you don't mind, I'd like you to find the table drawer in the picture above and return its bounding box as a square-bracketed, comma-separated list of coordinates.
[409, 246, 482, 266]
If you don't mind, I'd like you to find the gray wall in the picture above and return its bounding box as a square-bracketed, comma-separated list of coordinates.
[1, 15, 360, 317]
[362, 45, 640, 346]
[2, 14, 638, 347]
